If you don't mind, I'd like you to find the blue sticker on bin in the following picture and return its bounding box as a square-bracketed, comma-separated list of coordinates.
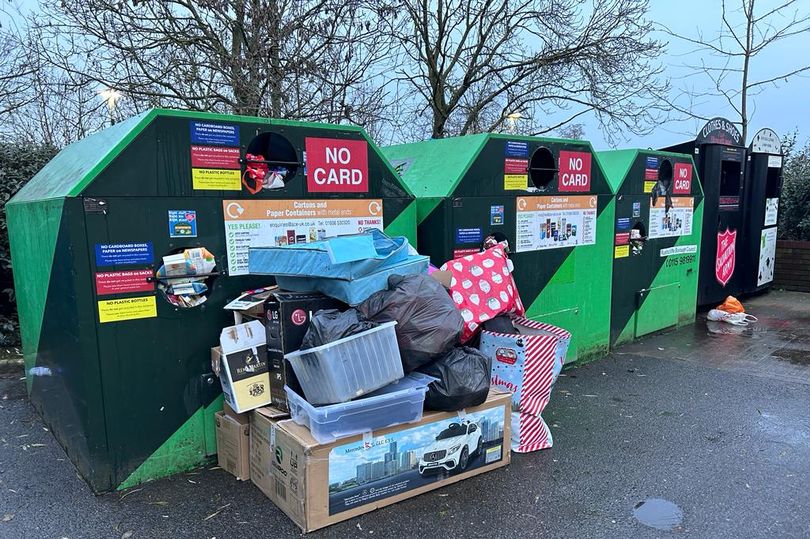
[168, 210, 198, 238]
[490, 205, 504, 225]
[616, 218, 631, 231]
[456, 227, 483, 245]
[505, 141, 529, 158]
[632, 202, 641, 217]
[95, 242, 154, 267]
[646, 156, 659, 169]
[190, 121, 239, 146]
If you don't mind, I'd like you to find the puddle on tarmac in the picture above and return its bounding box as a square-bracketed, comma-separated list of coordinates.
[771, 348, 810, 366]
[633, 498, 683, 531]
[706, 320, 768, 339]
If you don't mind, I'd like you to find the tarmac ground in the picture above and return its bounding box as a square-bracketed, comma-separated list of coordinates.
[1, 290, 808, 538]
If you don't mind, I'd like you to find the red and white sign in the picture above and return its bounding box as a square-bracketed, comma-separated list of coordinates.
[453, 248, 480, 259]
[673, 163, 693, 194]
[504, 158, 528, 174]
[305, 137, 369, 193]
[615, 232, 630, 245]
[95, 269, 155, 296]
[190, 145, 240, 169]
[716, 228, 737, 286]
[558, 151, 592, 192]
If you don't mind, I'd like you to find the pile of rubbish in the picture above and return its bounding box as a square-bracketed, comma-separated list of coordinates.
[706, 295, 759, 335]
[156, 247, 216, 307]
[210, 229, 571, 531]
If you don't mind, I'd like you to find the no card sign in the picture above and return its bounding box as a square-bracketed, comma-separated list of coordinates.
[558, 150, 592, 192]
[305, 137, 369, 193]
[673, 163, 693, 194]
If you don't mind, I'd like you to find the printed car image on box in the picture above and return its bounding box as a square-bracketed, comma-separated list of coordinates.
[327, 406, 506, 515]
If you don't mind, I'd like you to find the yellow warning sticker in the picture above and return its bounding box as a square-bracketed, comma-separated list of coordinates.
[98, 296, 157, 323]
[504, 174, 528, 190]
[614, 245, 629, 258]
[643, 181, 656, 193]
[192, 168, 241, 190]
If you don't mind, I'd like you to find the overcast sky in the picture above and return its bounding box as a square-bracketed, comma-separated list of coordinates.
[4, 1, 808, 148]
[580, 0, 810, 149]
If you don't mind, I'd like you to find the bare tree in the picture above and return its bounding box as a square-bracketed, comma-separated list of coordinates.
[13, 0, 393, 143]
[666, 0, 810, 143]
[386, 0, 668, 141]
[0, 10, 37, 117]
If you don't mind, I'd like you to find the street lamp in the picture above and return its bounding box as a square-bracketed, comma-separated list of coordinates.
[506, 112, 522, 133]
[98, 87, 122, 125]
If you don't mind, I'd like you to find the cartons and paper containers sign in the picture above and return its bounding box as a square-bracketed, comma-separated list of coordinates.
[306, 137, 369, 193]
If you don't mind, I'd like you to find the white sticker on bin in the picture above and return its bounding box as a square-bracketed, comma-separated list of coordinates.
[363, 432, 373, 446]
[270, 425, 276, 447]
[457, 410, 467, 420]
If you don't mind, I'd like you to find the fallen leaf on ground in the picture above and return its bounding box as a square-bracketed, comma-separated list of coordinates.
[119, 488, 143, 501]
[2, 513, 14, 522]
[203, 503, 231, 521]
[121, 531, 134, 539]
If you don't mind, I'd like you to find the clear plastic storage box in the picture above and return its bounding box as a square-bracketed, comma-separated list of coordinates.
[284, 372, 436, 443]
[284, 321, 404, 405]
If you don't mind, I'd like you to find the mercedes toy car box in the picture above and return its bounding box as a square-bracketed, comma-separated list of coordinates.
[250, 390, 511, 532]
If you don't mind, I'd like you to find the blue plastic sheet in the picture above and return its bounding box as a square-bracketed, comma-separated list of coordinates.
[275, 255, 430, 305]
[248, 229, 409, 279]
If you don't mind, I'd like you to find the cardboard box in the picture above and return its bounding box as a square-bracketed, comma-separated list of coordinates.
[263, 290, 346, 411]
[224, 286, 276, 325]
[250, 406, 293, 498]
[215, 411, 250, 481]
[250, 390, 511, 532]
[224, 400, 250, 423]
[218, 320, 272, 413]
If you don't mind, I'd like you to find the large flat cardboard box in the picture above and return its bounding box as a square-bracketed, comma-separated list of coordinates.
[250, 390, 511, 532]
[215, 411, 250, 481]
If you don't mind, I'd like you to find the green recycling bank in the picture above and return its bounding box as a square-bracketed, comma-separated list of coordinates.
[6, 109, 415, 492]
[384, 134, 614, 363]
[598, 149, 704, 347]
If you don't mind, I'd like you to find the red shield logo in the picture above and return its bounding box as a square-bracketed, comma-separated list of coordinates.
[715, 228, 737, 286]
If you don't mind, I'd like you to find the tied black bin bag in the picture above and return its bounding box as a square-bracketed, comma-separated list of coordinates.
[300, 309, 377, 349]
[418, 347, 492, 411]
[357, 274, 463, 372]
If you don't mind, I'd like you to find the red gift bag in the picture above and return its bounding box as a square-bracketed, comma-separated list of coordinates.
[440, 245, 524, 342]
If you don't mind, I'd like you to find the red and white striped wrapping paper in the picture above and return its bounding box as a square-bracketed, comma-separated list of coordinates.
[480, 316, 571, 452]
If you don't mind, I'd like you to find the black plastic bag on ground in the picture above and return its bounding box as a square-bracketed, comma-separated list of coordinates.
[418, 346, 492, 411]
[357, 274, 463, 372]
[300, 308, 377, 349]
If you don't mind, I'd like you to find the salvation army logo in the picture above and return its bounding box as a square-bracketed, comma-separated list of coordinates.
[715, 228, 737, 286]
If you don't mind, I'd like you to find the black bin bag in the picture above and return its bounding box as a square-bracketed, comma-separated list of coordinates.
[418, 346, 492, 411]
[300, 308, 377, 349]
[358, 274, 463, 372]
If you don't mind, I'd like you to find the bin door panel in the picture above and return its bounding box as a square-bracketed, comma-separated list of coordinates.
[610, 194, 654, 347]
[635, 283, 680, 338]
[82, 196, 266, 488]
[697, 145, 746, 305]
